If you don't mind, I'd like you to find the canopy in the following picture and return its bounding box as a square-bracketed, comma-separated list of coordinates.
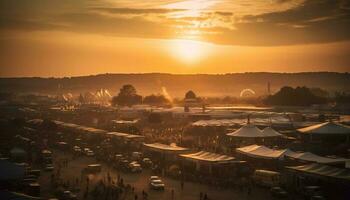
[53, 120, 143, 140]
[236, 144, 348, 164]
[227, 123, 264, 138]
[284, 151, 348, 164]
[180, 151, 235, 163]
[143, 143, 189, 153]
[236, 144, 287, 159]
[298, 121, 350, 135]
[286, 163, 350, 181]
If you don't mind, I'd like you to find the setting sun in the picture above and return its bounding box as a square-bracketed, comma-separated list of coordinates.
[0, 1, 350, 200]
[169, 39, 210, 64]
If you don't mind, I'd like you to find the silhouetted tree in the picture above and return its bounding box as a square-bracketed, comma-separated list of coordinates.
[310, 88, 329, 98]
[185, 90, 197, 99]
[111, 84, 142, 106]
[264, 86, 328, 106]
[143, 94, 169, 106]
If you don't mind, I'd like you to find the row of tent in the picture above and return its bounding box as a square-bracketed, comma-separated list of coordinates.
[26, 119, 144, 141]
[229, 121, 350, 138]
[227, 124, 282, 138]
[142, 143, 350, 183]
[236, 144, 349, 165]
[143, 142, 349, 166]
[194, 119, 350, 137]
[192, 117, 291, 127]
[143, 143, 236, 164]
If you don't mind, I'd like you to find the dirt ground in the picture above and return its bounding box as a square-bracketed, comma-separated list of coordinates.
[38, 150, 277, 200]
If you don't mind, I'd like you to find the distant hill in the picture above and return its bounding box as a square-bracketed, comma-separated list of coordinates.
[0, 72, 349, 98]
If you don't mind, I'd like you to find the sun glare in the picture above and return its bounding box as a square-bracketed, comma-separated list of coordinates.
[169, 39, 209, 64]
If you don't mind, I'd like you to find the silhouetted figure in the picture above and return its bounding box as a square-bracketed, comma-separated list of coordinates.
[204, 193, 208, 200]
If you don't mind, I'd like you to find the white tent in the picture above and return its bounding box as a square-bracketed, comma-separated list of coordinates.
[143, 143, 189, 153]
[298, 121, 350, 135]
[236, 144, 287, 159]
[261, 127, 283, 137]
[180, 151, 235, 163]
[227, 123, 263, 138]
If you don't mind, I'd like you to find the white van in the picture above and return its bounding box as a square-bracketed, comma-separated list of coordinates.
[252, 169, 280, 187]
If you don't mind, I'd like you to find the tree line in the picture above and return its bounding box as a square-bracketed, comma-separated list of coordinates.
[111, 84, 350, 107]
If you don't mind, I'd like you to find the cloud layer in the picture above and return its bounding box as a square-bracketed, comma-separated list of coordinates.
[0, 0, 350, 46]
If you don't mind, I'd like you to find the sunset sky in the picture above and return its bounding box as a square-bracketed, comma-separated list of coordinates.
[1, 0, 350, 77]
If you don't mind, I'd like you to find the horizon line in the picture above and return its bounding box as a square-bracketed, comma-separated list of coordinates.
[0, 71, 348, 79]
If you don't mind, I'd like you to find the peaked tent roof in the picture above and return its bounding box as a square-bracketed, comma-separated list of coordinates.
[261, 127, 283, 137]
[227, 124, 264, 138]
[286, 163, 350, 181]
[180, 151, 235, 163]
[298, 121, 350, 135]
[236, 144, 287, 159]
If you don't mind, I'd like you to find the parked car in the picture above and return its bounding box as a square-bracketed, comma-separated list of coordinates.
[302, 186, 323, 199]
[73, 146, 82, 154]
[149, 178, 165, 190]
[142, 158, 153, 167]
[56, 142, 69, 151]
[83, 148, 89, 152]
[149, 176, 160, 181]
[270, 186, 288, 198]
[115, 154, 123, 162]
[45, 164, 54, 171]
[120, 159, 130, 171]
[86, 150, 95, 157]
[61, 190, 77, 200]
[129, 161, 142, 173]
